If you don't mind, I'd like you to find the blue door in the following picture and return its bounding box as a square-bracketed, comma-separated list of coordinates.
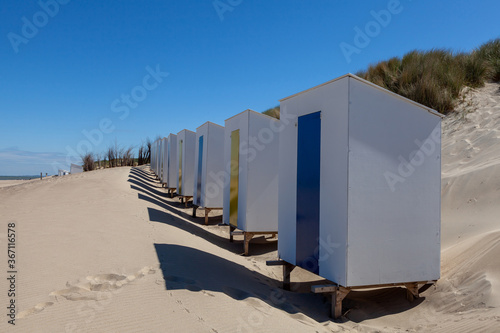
[296, 111, 321, 274]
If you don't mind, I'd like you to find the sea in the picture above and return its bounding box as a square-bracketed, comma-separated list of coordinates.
[0, 176, 40, 180]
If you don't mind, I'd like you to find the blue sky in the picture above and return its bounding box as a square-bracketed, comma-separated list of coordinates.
[1, 0, 498, 175]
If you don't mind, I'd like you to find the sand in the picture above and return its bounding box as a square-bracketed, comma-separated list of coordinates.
[0, 179, 39, 189]
[1, 83, 499, 332]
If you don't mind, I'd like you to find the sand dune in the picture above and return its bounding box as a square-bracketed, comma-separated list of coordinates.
[1, 83, 499, 332]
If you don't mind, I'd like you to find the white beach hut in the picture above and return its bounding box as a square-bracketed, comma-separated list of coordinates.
[70, 163, 83, 174]
[276, 74, 442, 317]
[192, 121, 225, 224]
[150, 140, 156, 174]
[153, 139, 160, 177]
[158, 138, 163, 181]
[157, 139, 162, 178]
[165, 133, 178, 196]
[223, 109, 279, 255]
[58, 169, 69, 176]
[176, 129, 196, 203]
[159, 137, 168, 186]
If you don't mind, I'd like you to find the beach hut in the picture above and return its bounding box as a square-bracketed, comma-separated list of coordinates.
[275, 74, 442, 317]
[150, 140, 155, 174]
[152, 139, 160, 178]
[223, 109, 279, 255]
[192, 121, 225, 224]
[159, 137, 168, 187]
[176, 129, 196, 205]
[165, 134, 178, 196]
[158, 138, 163, 181]
[70, 163, 83, 174]
[156, 139, 162, 179]
[58, 169, 69, 176]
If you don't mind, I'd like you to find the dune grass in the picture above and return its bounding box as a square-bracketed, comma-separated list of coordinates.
[356, 38, 499, 114]
[263, 38, 499, 117]
[262, 105, 280, 119]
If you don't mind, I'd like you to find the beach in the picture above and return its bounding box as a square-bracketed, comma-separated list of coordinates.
[1, 83, 500, 332]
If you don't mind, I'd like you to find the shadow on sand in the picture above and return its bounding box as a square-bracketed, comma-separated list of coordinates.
[132, 166, 426, 322]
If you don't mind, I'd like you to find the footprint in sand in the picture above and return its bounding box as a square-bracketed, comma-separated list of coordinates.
[17, 302, 54, 319]
[21, 266, 155, 318]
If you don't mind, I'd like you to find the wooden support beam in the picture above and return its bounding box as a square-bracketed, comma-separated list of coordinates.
[243, 232, 254, 256]
[405, 282, 419, 302]
[192, 205, 198, 218]
[283, 262, 295, 291]
[265, 260, 295, 291]
[311, 285, 338, 293]
[332, 287, 350, 319]
[312, 284, 350, 319]
[204, 208, 210, 225]
[229, 225, 235, 242]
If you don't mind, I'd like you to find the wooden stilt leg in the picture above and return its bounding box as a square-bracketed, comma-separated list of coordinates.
[243, 232, 254, 256]
[229, 225, 235, 242]
[204, 208, 210, 225]
[283, 263, 294, 291]
[331, 287, 350, 319]
[192, 205, 197, 217]
[405, 282, 419, 302]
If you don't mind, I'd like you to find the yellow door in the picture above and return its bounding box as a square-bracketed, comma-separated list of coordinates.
[229, 130, 240, 228]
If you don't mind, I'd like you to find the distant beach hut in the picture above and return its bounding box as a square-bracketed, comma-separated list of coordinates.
[156, 139, 162, 179]
[165, 133, 178, 196]
[150, 141, 155, 173]
[192, 121, 225, 224]
[158, 138, 163, 180]
[58, 169, 69, 176]
[152, 139, 160, 178]
[223, 109, 279, 255]
[159, 137, 168, 186]
[70, 164, 83, 174]
[176, 129, 196, 205]
[274, 74, 443, 317]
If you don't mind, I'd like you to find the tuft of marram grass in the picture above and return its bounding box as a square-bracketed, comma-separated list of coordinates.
[262, 38, 499, 117]
[357, 39, 499, 114]
[262, 105, 280, 119]
[476, 39, 500, 82]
